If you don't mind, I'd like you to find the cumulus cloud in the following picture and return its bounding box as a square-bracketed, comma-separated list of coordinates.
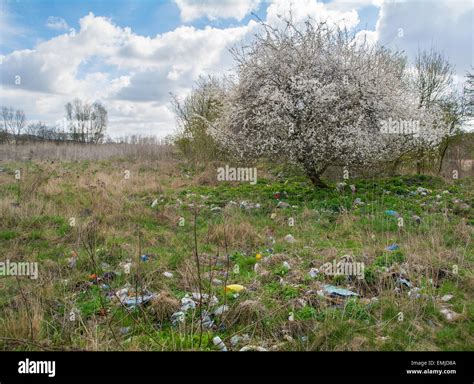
[0, 1, 471, 137]
[374, 0, 473, 76]
[174, 0, 260, 22]
[46, 16, 69, 30]
[266, 0, 360, 29]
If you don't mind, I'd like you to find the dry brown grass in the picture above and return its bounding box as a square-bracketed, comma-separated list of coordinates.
[150, 291, 180, 323]
[207, 221, 263, 250]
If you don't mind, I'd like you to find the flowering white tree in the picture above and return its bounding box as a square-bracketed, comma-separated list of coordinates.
[212, 18, 445, 186]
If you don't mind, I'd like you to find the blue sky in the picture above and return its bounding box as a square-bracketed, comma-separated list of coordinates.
[1, 0, 380, 53]
[0, 0, 472, 137]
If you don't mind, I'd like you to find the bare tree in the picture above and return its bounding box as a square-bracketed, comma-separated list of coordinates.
[90, 102, 108, 144]
[65, 99, 107, 143]
[412, 47, 455, 173]
[1, 106, 14, 143]
[172, 75, 225, 162]
[415, 47, 454, 109]
[13, 109, 26, 144]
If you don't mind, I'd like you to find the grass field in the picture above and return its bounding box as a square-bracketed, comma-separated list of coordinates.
[0, 156, 472, 351]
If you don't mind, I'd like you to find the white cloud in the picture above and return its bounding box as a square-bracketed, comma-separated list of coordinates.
[373, 0, 473, 75]
[0, 13, 253, 137]
[266, 0, 360, 29]
[175, 0, 260, 22]
[0, 1, 472, 138]
[46, 16, 69, 31]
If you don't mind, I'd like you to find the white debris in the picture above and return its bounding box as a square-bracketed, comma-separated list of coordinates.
[277, 201, 290, 209]
[214, 305, 229, 316]
[180, 297, 196, 312]
[441, 294, 454, 302]
[440, 307, 461, 322]
[309, 268, 319, 278]
[213, 336, 228, 352]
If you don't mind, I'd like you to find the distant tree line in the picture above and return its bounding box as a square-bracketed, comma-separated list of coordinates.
[0, 98, 108, 144]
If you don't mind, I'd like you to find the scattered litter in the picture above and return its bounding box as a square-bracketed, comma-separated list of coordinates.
[323, 284, 358, 297]
[119, 327, 130, 335]
[162, 271, 173, 278]
[296, 298, 307, 307]
[270, 213, 277, 219]
[441, 294, 454, 302]
[396, 277, 413, 289]
[284, 234, 296, 243]
[412, 215, 421, 225]
[214, 305, 229, 316]
[120, 260, 132, 274]
[240, 201, 261, 210]
[191, 292, 218, 306]
[256, 253, 263, 261]
[350, 185, 356, 193]
[180, 297, 196, 312]
[239, 346, 267, 352]
[230, 334, 250, 347]
[353, 198, 364, 206]
[211, 206, 222, 213]
[416, 187, 431, 196]
[225, 284, 246, 293]
[151, 199, 158, 208]
[140, 254, 150, 262]
[385, 244, 400, 251]
[225, 200, 238, 209]
[384, 210, 400, 217]
[68, 253, 77, 268]
[115, 287, 156, 309]
[266, 236, 276, 246]
[212, 278, 223, 285]
[440, 307, 462, 322]
[408, 287, 422, 299]
[282, 261, 291, 270]
[309, 268, 319, 278]
[101, 262, 111, 270]
[171, 311, 185, 326]
[213, 336, 228, 352]
[288, 312, 295, 322]
[336, 182, 347, 192]
[199, 311, 214, 329]
[277, 201, 290, 209]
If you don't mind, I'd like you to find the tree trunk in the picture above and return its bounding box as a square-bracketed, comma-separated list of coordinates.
[437, 141, 449, 175]
[304, 165, 329, 188]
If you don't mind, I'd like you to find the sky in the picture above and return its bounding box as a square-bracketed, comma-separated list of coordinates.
[0, 0, 472, 138]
